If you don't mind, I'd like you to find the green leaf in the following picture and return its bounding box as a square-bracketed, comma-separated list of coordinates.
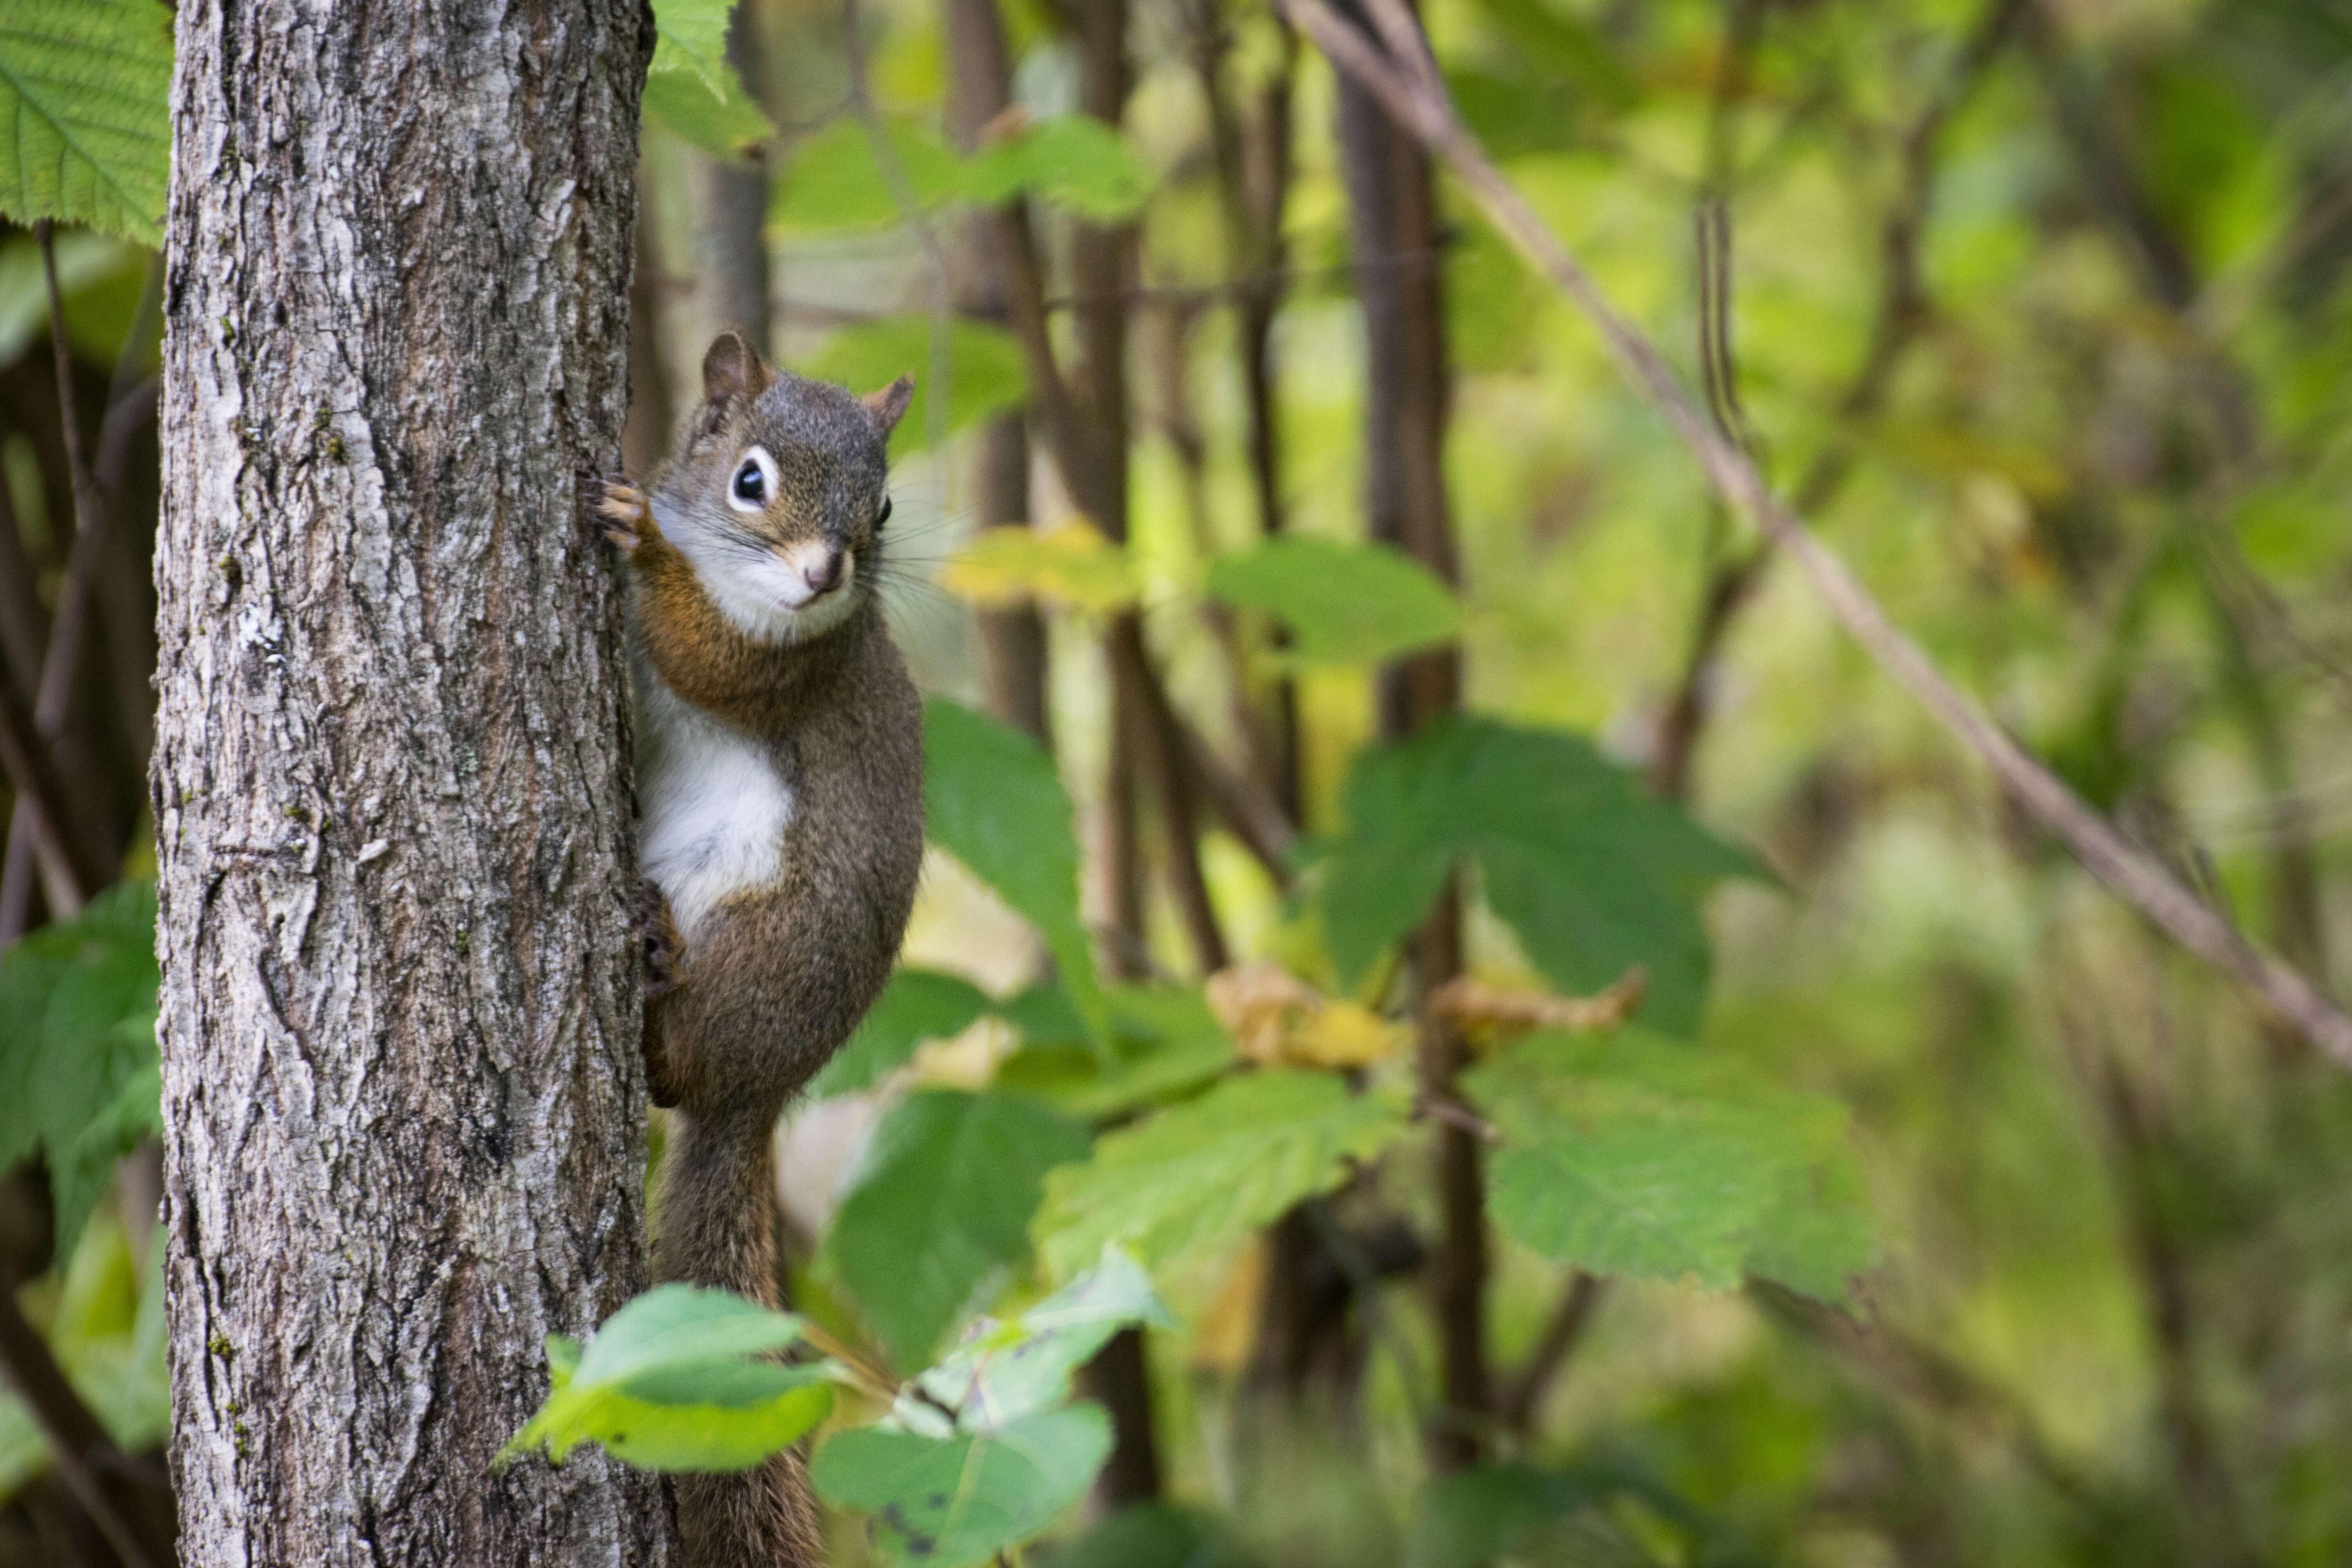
[942, 521, 1143, 616]
[1405, 1462, 1694, 1568]
[922, 700, 1103, 1035]
[644, 69, 775, 158]
[644, 0, 775, 156]
[0, 0, 173, 246]
[1314, 716, 1763, 1035]
[1407, 1464, 1606, 1568]
[1044, 1504, 1256, 1568]
[1741, 1140, 1878, 1303]
[804, 316, 1028, 459]
[1465, 1032, 1875, 1299]
[995, 985, 1236, 1122]
[812, 1402, 1114, 1568]
[649, 0, 742, 92]
[809, 969, 995, 1098]
[1032, 1071, 1408, 1281]
[1204, 537, 1462, 667]
[827, 1091, 1091, 1371]
[0, 883, 163, 1259]
[0, 941, 69, 1175]
[963, 116, 1154, 222]
[504, 1284, 834, 1472]
[772, 118, 967, 233]
[910, 1249, 1170, 1432]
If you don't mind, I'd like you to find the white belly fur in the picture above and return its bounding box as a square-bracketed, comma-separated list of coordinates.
[637, 674, 793, 942]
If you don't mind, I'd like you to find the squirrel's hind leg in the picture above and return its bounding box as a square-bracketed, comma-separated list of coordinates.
[632, 879, 685, 1107]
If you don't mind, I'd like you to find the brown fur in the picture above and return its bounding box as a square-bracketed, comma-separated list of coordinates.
[599, 334, 924, 1568]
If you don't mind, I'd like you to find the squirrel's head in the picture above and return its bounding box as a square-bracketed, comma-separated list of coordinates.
[652, 331, 913, 644]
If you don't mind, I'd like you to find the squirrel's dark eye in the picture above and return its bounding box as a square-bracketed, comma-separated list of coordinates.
[877, 496, 893, 528]
[731, 461, 766, 505]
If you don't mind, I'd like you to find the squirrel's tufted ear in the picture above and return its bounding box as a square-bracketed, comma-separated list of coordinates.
[862, 375, 915, 439]
[701, 331, 771, 406]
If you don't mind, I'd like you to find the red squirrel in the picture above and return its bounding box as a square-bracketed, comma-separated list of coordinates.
[597, 332, 923, 1568]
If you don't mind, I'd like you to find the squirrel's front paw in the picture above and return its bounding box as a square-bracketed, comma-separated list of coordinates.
[592, 474, 651, 553]
[631, 877, 682, 1000]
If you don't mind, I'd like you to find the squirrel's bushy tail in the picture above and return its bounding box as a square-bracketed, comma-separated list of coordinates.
[657, 1114, 826, 1568]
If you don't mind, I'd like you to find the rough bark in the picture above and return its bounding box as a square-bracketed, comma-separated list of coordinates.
[155, 5, 671, 1566]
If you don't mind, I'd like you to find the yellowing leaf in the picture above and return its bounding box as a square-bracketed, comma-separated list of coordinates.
[1203, 962, 1407, 1069]
[1298, 1001, 1410, 1068]
[941, 522, 1142, 615]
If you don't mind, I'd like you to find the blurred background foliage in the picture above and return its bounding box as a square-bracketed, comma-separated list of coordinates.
[3, 0, 2352, 1562]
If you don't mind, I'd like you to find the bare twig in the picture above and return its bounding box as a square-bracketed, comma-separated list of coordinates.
[1275, 0, 2352, 1067]
[1501, 1269, 1603, 1434]
[1652, 0, 2029, 802]
[1, 225, 142, 933]
[0, 1287, 164, 1568]
[1748, 1279, 2098, 1507]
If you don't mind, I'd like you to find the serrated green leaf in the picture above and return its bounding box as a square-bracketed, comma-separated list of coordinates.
[1406, 1464, 1608, 1568]
[20, 883, 161, 1259]
[1465, 1032, 1874, 1299]
[805, 315, 1027, 459]
[910, 1249, 1169, 1432]
[643, 0, 775, 156]
[994, 985, 1236, 1121]
[0, 943, 67, 1175]
[922, 701, 1103, 1036]
[644, 68, 775, 158]
[964, 116, 1154, 222]
[773, 117, 967, 233]
[1314, 717, 1763, 1035]
[1742, 1141, 1878, 1302]
[810, 969, 995, 1098]
[573, 1285, 805, 1386]
[828, 1091, 1091, 1371]
[505, 1283, 832, 1472]
[812, 1402, 1113, 1568]
[1205, 537, 1462, 666]
[1405, 1461, 1698, 1568]
[0, 0, 173, 246]
[649, 0, 739, 92]
[1044, 1503, 1258, 1568]
[1033, 1071, 1409, 1281]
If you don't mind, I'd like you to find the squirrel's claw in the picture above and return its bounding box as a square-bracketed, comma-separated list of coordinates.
[593, 474, 650, 553]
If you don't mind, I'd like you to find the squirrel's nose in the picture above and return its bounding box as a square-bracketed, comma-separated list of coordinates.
[803, 550, 844, 594]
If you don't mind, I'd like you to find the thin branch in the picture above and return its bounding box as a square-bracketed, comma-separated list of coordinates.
[0, 1287, 162, 1568]
[1747, 1279, 2098, 1508]
[1275, 0, 2352, 1067]
[0, 668, 103, 905]
[1501, 1270, 1602, 1435]
[1652, 0, 2029, 802]
[2, 226, 142, 933]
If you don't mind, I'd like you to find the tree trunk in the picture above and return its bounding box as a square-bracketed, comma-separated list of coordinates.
[692, 1, 775, 355]
[154, 5, 671, 1566]
[940, 0, 1052, 746]
[1333, 0, 1481, 1472]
